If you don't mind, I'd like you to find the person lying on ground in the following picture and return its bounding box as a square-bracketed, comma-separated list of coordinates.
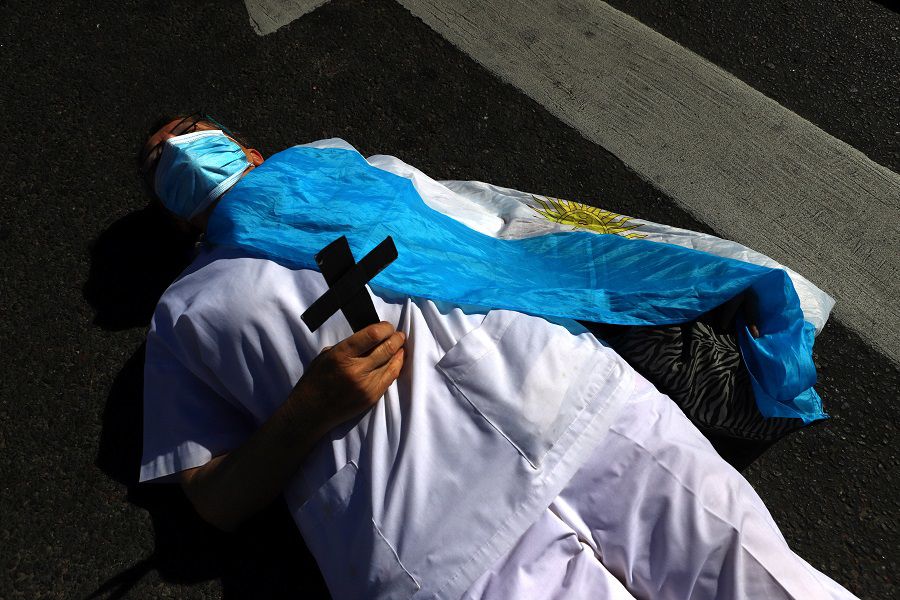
[137, 113, 855, 599]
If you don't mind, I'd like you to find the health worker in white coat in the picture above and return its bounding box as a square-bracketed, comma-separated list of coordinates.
[137, 114, 857, 600]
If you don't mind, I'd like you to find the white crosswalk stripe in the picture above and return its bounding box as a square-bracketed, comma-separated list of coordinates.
[243, 0, 900, 364]
[243, 0, 328, 35]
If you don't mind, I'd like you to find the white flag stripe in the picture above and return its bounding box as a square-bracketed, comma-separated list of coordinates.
[365, 151, 834, 334]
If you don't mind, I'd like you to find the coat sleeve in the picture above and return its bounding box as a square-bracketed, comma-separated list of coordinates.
[139, 325, 253, 483]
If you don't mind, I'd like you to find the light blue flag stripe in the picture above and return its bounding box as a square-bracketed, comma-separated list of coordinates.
[207, 146, 825, 423]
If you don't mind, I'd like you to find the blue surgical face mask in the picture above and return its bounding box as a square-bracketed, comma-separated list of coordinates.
[154, 129, 251, 220]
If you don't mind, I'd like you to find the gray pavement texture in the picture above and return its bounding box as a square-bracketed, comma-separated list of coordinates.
[0, 0, 896, 599]
[605, 0, 900, 174]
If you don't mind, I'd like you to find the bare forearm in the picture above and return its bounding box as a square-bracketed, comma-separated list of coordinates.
[182, 389, 333, 531]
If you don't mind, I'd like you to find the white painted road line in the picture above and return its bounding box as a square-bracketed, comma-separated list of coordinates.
[243, 0, 328, 35]
[242, 0, 900, 363]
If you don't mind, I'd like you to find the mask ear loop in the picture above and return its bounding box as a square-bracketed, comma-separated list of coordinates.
[192, 158, 251, 219]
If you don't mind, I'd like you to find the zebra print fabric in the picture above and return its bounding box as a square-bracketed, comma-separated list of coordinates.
[586, 317, 806, 442]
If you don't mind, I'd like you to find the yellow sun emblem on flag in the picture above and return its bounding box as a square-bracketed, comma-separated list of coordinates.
[532, 196, 647, 238]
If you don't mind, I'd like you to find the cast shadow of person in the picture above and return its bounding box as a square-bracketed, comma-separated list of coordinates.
[84, 204, 330, 599]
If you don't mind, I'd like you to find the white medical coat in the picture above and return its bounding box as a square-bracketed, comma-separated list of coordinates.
[140, 244, 635, 599]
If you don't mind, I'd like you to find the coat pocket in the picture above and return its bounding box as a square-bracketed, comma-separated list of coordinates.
[436, 310, 604, 469]
[295, 462, 420, 600]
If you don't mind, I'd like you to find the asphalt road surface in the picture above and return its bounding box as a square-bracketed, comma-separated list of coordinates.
[1, 1, 897, 598]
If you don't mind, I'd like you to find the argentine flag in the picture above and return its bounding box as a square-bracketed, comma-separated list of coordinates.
[207, 139, 834, 424]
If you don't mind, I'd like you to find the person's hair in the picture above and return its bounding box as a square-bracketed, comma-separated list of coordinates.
[138, 113, 189, 168]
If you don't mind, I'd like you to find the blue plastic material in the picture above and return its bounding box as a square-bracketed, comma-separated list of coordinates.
[156, 131, 250, 220]
[207, 146, 826, 423]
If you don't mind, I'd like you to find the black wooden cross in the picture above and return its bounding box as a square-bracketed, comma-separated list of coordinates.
[301, 235, 398, 333]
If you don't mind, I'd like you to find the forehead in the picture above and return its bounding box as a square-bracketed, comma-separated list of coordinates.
[144, 117, 216, 151]
[140, 117, 227, 181]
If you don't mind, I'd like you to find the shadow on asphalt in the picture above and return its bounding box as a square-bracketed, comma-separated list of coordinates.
[83, 203, 199, 331]
[83, 207, 329, 599]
